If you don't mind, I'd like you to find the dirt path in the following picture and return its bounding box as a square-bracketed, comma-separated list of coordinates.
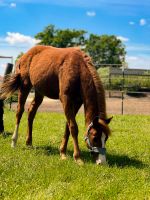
[10, 96, 150, 115]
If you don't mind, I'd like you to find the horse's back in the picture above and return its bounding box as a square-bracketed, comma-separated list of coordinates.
[21, 46, 84, 99]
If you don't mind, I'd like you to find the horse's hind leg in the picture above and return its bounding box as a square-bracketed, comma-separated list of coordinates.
[11, 87, 31, 148]
[60, 123, 70, 160]
[60, 100, 82, 160]
[26, 91, 43, 146]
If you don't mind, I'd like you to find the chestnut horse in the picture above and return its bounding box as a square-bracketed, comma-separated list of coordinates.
[0, 45, 112, 165]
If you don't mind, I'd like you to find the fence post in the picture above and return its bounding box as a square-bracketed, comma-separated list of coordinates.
[4, 63, 13, 76]
[121, 91, 124, 115]
[109, 67, 111, 98]
[121, 67, 125, 115]
[0, 58, 13, 134]
[3, 63, 13, 109]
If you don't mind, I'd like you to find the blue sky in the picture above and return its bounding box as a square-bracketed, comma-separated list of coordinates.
[0, 0, 150, 74]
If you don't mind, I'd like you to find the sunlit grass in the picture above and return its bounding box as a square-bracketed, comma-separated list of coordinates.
[0, 109, 150, 200]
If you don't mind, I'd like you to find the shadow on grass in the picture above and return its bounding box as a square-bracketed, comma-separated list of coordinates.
[33, 145, 93, 163]
[107, 153, 147, 169]
[33, 145, 60, 156]
[24, 145, 147, 169]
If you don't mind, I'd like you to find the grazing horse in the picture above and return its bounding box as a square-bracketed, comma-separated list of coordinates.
[0, 45, 112, 165]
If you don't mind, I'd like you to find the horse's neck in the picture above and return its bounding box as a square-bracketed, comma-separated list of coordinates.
[84, 102, 99, 127]
[81, 78, 100, 126]
[81, 66, 106, 127]
[83, 94, 106, 127]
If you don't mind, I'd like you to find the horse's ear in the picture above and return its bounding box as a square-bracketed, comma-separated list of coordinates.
[105, 116, 113, 124]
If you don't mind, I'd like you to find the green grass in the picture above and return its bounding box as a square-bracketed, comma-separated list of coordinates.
[0, 109, 150, 200]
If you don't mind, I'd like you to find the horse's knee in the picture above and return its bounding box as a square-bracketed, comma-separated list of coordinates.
[69, 123, 78, 137]
[16, 107, 24, 121]
[28, 103, 36, 121]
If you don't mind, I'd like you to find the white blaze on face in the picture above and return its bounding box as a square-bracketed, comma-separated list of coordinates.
[96, 133, 107, 165]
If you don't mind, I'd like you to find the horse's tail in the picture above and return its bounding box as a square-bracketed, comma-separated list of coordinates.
[0, 73, 21, 99]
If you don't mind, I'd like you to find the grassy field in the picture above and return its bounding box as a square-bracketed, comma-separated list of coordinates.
[0, 108, 150, 200]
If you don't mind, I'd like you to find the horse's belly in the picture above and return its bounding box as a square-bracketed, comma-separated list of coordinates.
[31, 74, 60, 99]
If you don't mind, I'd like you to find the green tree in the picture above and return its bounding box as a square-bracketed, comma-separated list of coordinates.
[34, 25, 126, 69]
[86, 34, 126, 68]
[35, 24, 87, 47]
[35, 25, 56, 46]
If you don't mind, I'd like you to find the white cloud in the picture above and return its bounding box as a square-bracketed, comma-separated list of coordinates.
[10, 3, 16, 8]
[86, 11, 96, 17]
[139, 18, 146, 26]
[5, 32, 41, 46]
[126, 56, 138, 61]
[0, 1, 16, 7]
[126, 55, 150, 69]
[0, 63, 7, 68]
[127, 44, 150, 52]
[129, 21, 135, 25]
[123, 42, 150, 69]
[0, 32, 41, 75]
[117, 36, 129, 42]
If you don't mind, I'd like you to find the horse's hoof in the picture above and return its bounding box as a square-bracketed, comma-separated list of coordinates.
[26, 141, 32, 146]
[60, 153, 67, 160]
[11, 141, 16, 148]
[26, 145, 34, 149]
[75, 158, 84, 166]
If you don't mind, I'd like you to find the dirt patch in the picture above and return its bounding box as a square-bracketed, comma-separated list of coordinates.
[10, 96, 150, 115]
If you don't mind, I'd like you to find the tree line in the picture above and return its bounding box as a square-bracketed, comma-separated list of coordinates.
[18, 24, 126, 69]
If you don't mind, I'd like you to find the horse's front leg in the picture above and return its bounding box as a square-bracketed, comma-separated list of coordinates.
[26, 92, 43, 146]
[68, 119, 84, 165]
[60, 95, 84, 165]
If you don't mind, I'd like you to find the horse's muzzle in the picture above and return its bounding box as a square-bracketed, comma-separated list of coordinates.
[91, 152, 107, 165]
[95, 154, 107, 165]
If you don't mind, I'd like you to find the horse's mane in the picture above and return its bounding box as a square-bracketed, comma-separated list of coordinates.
[81, 51, 106, 119]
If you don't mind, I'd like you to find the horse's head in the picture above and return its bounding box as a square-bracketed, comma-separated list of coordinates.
[85, 116, 112, 165]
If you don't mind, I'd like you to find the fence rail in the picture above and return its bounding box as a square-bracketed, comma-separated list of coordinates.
[100, 66, 150, 115]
